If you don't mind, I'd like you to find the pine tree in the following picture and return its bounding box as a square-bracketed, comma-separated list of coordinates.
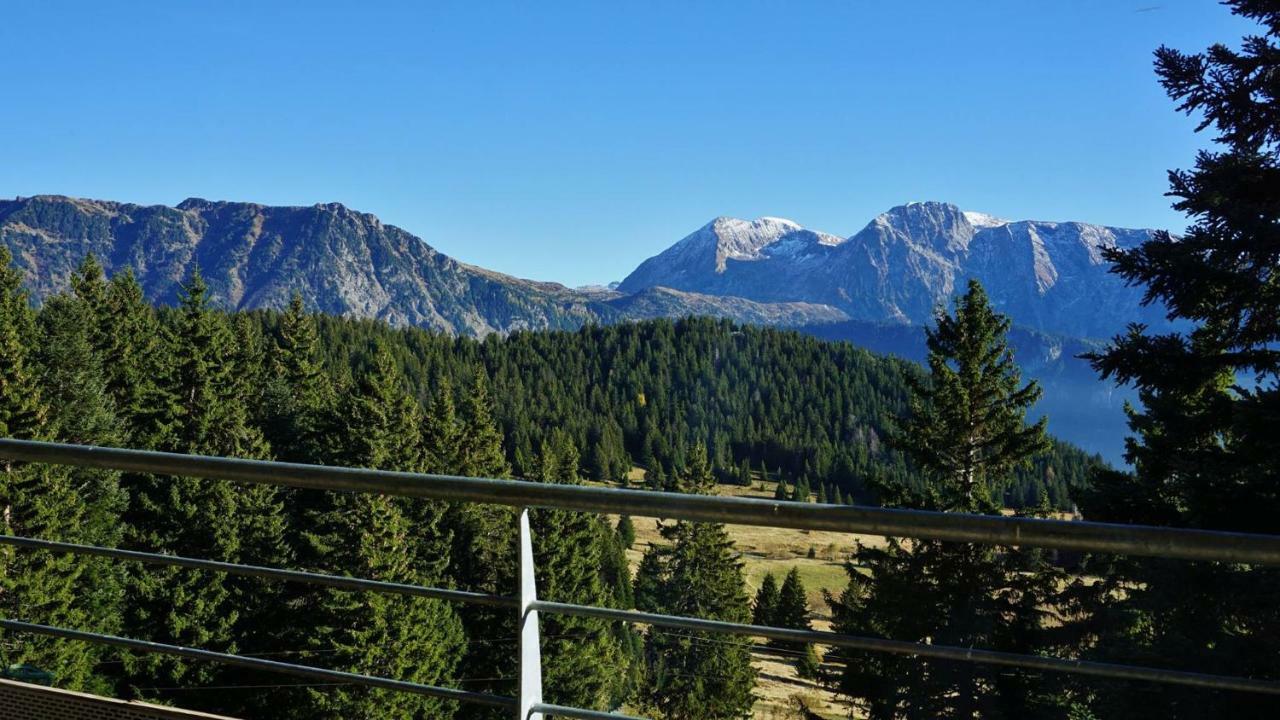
[774, 477, 789, 500]
[31, 293, 130, 692]
[827, 280, 1061, 719]
[294, 342, 464, 720]
[92, 269, 166, 446]
[892, 280, 1049, 512]
[0, 248, 105, 691]
[528, 439, 630, 711]
[122, 270, 287, 701]
[791, 476, 811, 503]
[796, 644, 820, 681]
[421, 371, 462, 474]
[1075, 5, 1280, 717]
[264, 292, 334, 463]
[752, 572, 780, 626]
[617, 514, 636, 549]
[773, 567, 811, 649]
[636, 444, 756, 719]
[446, 369, 520, 715]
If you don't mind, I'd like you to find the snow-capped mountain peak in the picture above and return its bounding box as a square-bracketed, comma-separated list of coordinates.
[618, 202, 1168, 339]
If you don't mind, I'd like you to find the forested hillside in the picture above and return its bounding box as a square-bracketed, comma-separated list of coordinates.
[292, 305, 1098, 510]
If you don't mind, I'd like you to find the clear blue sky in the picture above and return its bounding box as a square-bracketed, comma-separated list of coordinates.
[0, 1, 1255, 287]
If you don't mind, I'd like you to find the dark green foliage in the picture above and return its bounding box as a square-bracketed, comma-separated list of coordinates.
[617, 514, 636, 549]
[31, 292, 129, 692]
[772, 567, 816, 675]
[1074, 4, 1280, 717]
[890, 280, 1050, 512]
[773, 568, 811, 644]
[635, 446, 756, 719]
[526, 438, 631, 711]
[752, 572, 780, 627]
[295, 316, 1088, 510]
[0, 247, 116, 692]
[97, 269, 167, 444]
[263, 293, 335, 464]
[121, 270, 291, 706]
[829, 280, 1065, 719]
[795, 644, 820, 681]
[293, 343, 464, 720]
[791, 476, 811, 503]
[774, 478, 789, 500]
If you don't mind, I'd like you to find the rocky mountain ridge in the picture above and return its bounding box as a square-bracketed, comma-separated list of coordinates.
[620, 201, 1169, 339]
[0, 195, 849, 333]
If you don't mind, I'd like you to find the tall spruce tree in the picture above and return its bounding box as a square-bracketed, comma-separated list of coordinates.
[32, 293, 130, 691]
[827, 280, 1064, 719]
[891, 280, 1049, 512]
[90, 268, 166, 446]
[0, 248, 106, 691]
[635, 444, 756, 720]
[773, 567, 811, 650]
[1075, 4, 1280, 717]
[122, 270, 287, 701]
[294, 343, 464, 720]
[527, 439, 631, 711]
[264, 292, 335, 464]
[421, 371, 462, 474]
[446, 369, 521, 715]
[752, 572, 780, 627]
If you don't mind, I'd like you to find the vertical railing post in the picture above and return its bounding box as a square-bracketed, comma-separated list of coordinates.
[518, 508, 543, 720]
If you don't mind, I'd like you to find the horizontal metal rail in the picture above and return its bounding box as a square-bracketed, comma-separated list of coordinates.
[532, 702, 646, 720]
[6, 532, 1277, 697]
[3, 438, 1279, 564]
[0, 620, 515, 709]
[532, 602, 1280, 696]
[0, 535, 516, 608]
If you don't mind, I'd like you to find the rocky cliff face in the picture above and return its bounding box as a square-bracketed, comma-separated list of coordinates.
[620, 201, 1170, 339]
[0, 195, 601, 335]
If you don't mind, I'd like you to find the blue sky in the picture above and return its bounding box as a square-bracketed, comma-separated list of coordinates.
[0, 1, 1255, 287]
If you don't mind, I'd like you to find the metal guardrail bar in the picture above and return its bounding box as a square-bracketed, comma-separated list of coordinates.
[531, 601, 1280, 696]
[0, 620, 516, 709]
[531, 703, 647, 720]
[2, 439, 1279, 565]
[8, 531, 1276, 697]
[0, 535, 516, 608]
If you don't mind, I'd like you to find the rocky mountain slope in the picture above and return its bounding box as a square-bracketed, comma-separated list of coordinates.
[0, 195, 606, 335]
[0, 195, 850, 334]
[620, 201, 1170, 339]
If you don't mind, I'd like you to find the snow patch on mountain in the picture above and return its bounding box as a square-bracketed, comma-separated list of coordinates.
[963, 211, 1009, 229]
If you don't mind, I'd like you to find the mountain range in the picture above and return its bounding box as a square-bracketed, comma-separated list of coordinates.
[619, 201, 1169, 339]
[2, 194, 1163, 463]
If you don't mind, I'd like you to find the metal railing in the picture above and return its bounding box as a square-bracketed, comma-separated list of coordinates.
[2, 438, 1280, 720]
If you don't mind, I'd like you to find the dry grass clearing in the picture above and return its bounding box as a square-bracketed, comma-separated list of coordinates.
[600, 470, 876, 718]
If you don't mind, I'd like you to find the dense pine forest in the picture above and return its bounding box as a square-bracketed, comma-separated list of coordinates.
[293, 309, 1097, 510]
